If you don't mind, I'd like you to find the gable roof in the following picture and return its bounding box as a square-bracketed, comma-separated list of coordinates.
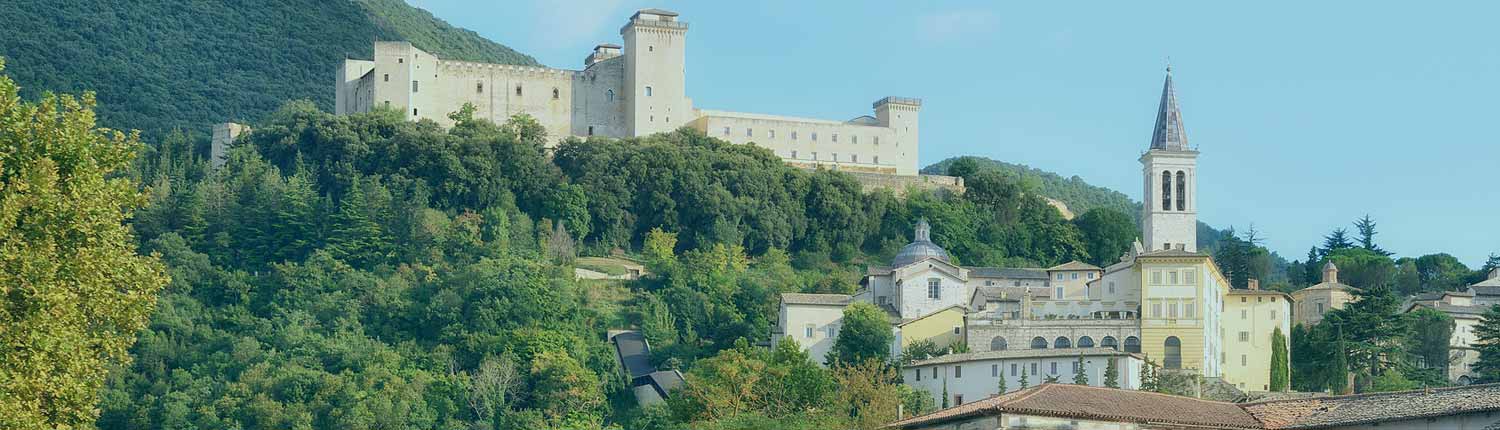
[889, 383, 1262, 429]
[781, 293, 852, 306]
[610, 331, 654, 379]
[1046, 261, 1102, 272]
[1242, 383, 1500, 429]
[896, 305, 968, 327]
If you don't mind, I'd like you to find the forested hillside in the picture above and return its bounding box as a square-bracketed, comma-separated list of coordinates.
[925, 156, 1139, 222]
[0, 0, 535, 141]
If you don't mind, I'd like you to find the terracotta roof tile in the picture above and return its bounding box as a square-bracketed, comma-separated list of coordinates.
[1243, 383, 1500, 429]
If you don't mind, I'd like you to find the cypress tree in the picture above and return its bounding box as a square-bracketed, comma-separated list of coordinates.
[1270, 327, 1290, 391]
[1072, 355, 1089, 385]
[1104, 357, 1120, 388]
[1019, 367, 1029, 389]
[997, 367, 1008, 394]
[941, 379, 949, 409]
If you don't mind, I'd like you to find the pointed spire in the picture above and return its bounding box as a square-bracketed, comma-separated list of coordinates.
[1149, 66, 1189, 151]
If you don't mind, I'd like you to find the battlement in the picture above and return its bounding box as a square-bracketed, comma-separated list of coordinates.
[873, 96, 923, 110]
[437, 59, 581, 79]
[624, 9, 688, 32]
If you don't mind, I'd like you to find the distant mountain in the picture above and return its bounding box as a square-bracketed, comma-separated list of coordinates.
[0, 0, 536, 141]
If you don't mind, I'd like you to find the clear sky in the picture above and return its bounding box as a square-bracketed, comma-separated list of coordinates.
[406, 0, 1499, 267]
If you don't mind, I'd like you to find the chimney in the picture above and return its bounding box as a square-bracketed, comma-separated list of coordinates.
[1248, 279, 1260, 290]
[1322, 262, 1339, 284]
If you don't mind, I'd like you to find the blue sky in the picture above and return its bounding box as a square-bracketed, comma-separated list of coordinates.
[406, 0, 1499, 267]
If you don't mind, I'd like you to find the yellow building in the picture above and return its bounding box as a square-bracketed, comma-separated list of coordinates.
[1289, 262, 1358, 328]
[896, 305, 967, 352]
[1223, 281, 1292, 392]
[1134, 249, 1230, 378]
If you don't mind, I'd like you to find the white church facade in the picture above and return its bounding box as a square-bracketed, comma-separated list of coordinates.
[776, 69, 1291, 400]
[335, 9, 922, 175]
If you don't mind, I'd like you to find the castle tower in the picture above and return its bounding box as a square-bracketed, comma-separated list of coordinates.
[1140, 66, 1199, 252]
[874, 97, 922, 174]
[621, 9, 692, 136]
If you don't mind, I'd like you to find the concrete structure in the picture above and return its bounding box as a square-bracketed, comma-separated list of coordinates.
[607, 330, 686, 406]
[210, 122, 250, 168]
[336, 9, 923, 175]
[1290, 262, 1359, 327]
[1223, 280, 1293, 392]
[1470, 268, 1500, 307]
[903, 349, 1142, 407]
[890, 383, 1500, 430]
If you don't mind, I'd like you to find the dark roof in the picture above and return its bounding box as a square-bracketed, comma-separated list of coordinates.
[646, 370, 685, 395]
[1149, 68, 1192, 151]
[1243, 383, 1500, 429]
[595, 43, 622, 49]
[967, 267, 1048, 279]
[611, 331, 654, 379]
[1410, 302, 1490, 317]
[781, 293, 852, 306]
[909, 348, 1133, 367]
[1474, 285, 1500, 297]
[889, 383, 1262, 429]
[892, 240, 949, 267]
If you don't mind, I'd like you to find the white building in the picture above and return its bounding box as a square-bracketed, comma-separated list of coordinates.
[336, 9, 922, 175]
[903, 348, 1142, 407]
[774, 293, 855, 365]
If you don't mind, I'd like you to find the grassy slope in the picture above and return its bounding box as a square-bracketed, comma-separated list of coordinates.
[0, 0, 536, 141]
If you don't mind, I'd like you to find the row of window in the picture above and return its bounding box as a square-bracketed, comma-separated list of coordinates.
[788, 150, 878, 165]
[1149, 269, 1198, 285]
[722, 127, 881, 145]
[1237, 307, 1279, 319]
[399, 76, 573, 101]
[915, 358, 1102, 383]
[1005, 335, 1140, 352]
[1053, 272, 1098, 281]
[1148, 299, 1198, 319]
[801, 323, 838, 339]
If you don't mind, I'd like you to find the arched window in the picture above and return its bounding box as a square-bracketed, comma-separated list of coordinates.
[606, 89, 615, 102]
[1054, 337, 1072, 349]
[1031, 337, 1048, 349]
[1164, 336, 1182, 369]
[991, 336, 1008, 351]
[1176, 171, 1187, 211]
[1101, 336, 1118, 350]
[1077, 336, 1095, 348]
[1124, 336, 1141, 353]
[1161, 171, 1173, 211]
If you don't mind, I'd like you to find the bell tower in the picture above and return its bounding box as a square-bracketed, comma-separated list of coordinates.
[1140, 66, 1199, 252]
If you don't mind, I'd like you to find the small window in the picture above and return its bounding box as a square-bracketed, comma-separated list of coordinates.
[1241, 309, 1248, 319]
[648, 45, 654, 52]
[1169, 303, 1179, 318]
[1071, 273, 1079, 280]
[1241, 297, 1247, 303]
[811, 152, 818, 160]
[1152, 271, 1163, 284]
[804, 324, 815, 338]
[723, 127, 731, 136]
[927, 278, 941, 299]
[476, 82, 484, 93]
[832, 153, 839, 162]
[768, 130, 776, 139]
[1088, 272, 1096, 279]
[1169, 271, 1179, 284]
[412, 80, 419, 92]
[398, 58, 403, 64]
[1056, 274, 1065, 281]
[992, 364, 998, 377]
[1317, 302, 1325, 313]
[412, 108, 418, 116]
[952, 326, 961, 335]
[1108, 282, 1116, 294]
[1055, 287, 1064, 299]
[827, 325, 837, 338]
[1270, 310, 1277, 320]
[916, 369, 922, 381]
[1050, 362, 1058, 374]
[649, 115, 654, 122]
[645, 86, 653, 97]
[874, 137, 880, 145]
[587, 126, 595, 136]
[791, 150, 798, 159]
[811, 132, 818, 141]
[832, 133, 839, 142]
[746, 128, 753, 137]
[1239, 331, 1250, 342]
[874, 156, 880, 164]
[606, 89, 615, 102]
[1151, 303, 1162, 317]
[852, 136, 859, 144]
[552, 88, 560, 99]
[383, 74, 389, 82]
[954, 365, 962, 378]
[1031, 363, 1038, 375]
[1185, 301, 1195, 318]
[1242, 354, 1248, 366]
[954, 394, 964, 405]
[932, 367, 938, 378]
[1013, 280, 1021, 287]
[792, 131, 798, 140]
[1011, 363, 1018, 376]
[515, 85, 523, 96]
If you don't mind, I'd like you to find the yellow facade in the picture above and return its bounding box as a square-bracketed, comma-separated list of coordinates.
[1136, 253, 1229, 378]
[898, 306, 966, 351]
[1222, 290, 1292, 392]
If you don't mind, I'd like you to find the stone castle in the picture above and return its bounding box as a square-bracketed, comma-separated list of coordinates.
[335, 8, 923, 176]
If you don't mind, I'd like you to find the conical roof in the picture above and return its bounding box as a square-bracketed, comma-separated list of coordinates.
[1149, 67, 1189, 151]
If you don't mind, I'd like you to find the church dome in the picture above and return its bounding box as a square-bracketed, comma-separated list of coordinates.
[892, 219, 950, 267]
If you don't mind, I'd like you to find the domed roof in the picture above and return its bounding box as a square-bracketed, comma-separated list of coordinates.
[892, 219, 950, 267]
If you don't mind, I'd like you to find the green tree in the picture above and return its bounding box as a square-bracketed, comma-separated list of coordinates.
[1019, 366, 1029, 389]
[940, 380, 949, 409]
[0, 61, 170, 428]
[827, 302, 893, 366]
[1103, 357, 1119, 388]
[1139, 361, 1159, 392]
[1072, 355, 1089, 385]
[997, 367, 1008, 393]
[1473, 305, 1500, 383]
[1073, 208, 1138, 267]
[1321, 228, 1355, 256]
[1407, 307, 1455, 374]
[326, 177, 392, 267]
[1414, 253, 1471, 292]
[530, 350, 605, 425]
[1326, 248, 1396, 291]
[1353, 215, 1391, 256]
[1270, 327, 1290, 392]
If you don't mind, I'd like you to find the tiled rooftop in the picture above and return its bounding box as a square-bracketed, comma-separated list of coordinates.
[889, 383, 1263, 429]
[1243, 383, 1500, 429]
[781, 293, 852, 306]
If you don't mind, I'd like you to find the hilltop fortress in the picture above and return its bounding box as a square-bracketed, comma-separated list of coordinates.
[335, 8, 924, 176]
